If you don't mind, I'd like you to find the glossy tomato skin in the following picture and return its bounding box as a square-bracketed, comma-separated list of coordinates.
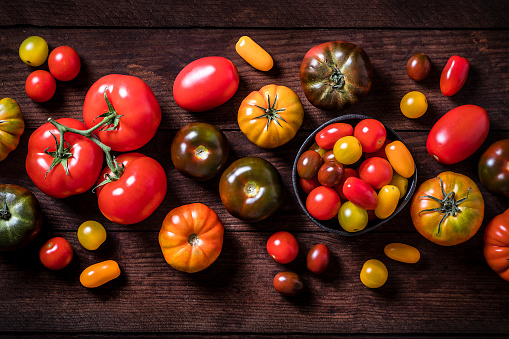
[219, 157, 283, 222]
[407, 53, 431, 81]
[300, 41, 372, 111]
[267, 231, 299, 264]
[26, 118, 104, 198]
[400, 91, 428, 119]
[338, 201, 368, 232]
[427, 105, 489, 165]
[299, 176, 321, 194]
[315, 123, 353, 150]
[365, 138, 391, 160]
[358, 157, 393, 190]
[173, 56, 239, 112]
[478, 139, 509, 197]
[25, 70, 56, 102]
[440, 55, 469, 96]
[297, 150, 322, 180]
[333, 168, 358, 201]
[273, 271, 304, 296]
[39, 237, 73, 270]
[333, 136, 362, 165]
[360, 259, 388, 288]
[342, 177, 378, 210]
[95, 153, 167, 225]
[171, 122, 229, 181]
[374, 185, 400, 219]
[411, 172, 484, 246]
[306, 186, 341, 220]
[159, 203, 224, 273]
[77, 220, 107, 250]
[484, 209, 509, 282]
[384, 243, 420, 263]
[307, 244, 330, 274]
[48, 46, 81, 81]
[83, 74, 161, 152]
[19, 36, 48, 66]
[353, 119, 386, 153]
[0, 98, 24, 162]
[386, 140, 415, 178]
[317, 161, 343, 187]
[80, 260, 121, 288]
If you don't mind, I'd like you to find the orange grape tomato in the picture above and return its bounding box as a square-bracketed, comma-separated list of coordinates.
[80, 260, 121, 288]
[385, 140, 415, 178]
[374, 185, 400, 219]
[235, 36, 273, 71]
[384, 243, 420, 263]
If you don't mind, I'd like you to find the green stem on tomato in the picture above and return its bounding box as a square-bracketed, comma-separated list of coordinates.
[0, 199, 11, 220]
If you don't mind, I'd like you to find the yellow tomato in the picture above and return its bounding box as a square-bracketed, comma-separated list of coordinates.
[77, 220, 107, 250]
[360, 259, 388, 288]
[309, 142, 327, 157]
[238, 84, 304, 148]
[385, 140, 415, 178]
[19, 36, 48, 67]
[80, 260, 121, 288]
[333, 136, 362, 165]
[338, 201, 368, 233]
[235, 36, 273, 71]
[384, 243, 421, 263]
[400, 91, 428, 118]
[389, 172, 408, 199]
[375, 185, 400, 219]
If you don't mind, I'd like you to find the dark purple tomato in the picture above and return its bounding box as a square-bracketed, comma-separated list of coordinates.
[407, 53, 431, 81]
[297, 150, 322, 180]
[307, 244, 331, 275]
[478, 139, 509, 197]
[322, 150, 336, 163]
[317, 161, 344, 187]
[273, 271, 304, 296]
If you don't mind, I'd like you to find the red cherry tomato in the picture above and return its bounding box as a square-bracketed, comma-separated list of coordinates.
[297, 150, 323, 179]
[267, 231, 299, 264]
[317, 161, 343, 187]
[299, 176, 321, 194]
[342, 177, 378, 210]
[307, 243, 331, 275]
[440, 55, 469, 96]
[365, 138, 391, 160]
[48, 46, 81, 81]
[353, 119, 386, 153]
[334, 168, 359, 201]
[359, 157, 393, 190]
[25, 70, 56, 102]
[315, 123, 353, 150]
[306, 186, 341, 220]
[39, 237, 73, 270]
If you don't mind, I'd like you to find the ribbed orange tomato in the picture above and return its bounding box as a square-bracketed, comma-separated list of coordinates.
[484, 209, 509, 282]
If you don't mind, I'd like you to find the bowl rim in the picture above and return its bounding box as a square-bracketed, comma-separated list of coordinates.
[292, 114, 417, 236]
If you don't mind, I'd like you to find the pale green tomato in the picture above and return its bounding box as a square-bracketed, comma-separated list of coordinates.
[338, 201, 368, 232]
[19, 36, 49, 67]
[360, 259, 388, 288]
[77, 220, 107, 250]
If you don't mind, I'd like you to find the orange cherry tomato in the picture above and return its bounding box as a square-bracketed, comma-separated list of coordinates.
[384, 243, 421, 263]
[375, 185, 400, 219]
[235, 36, 273, 71]
[80, 260, 121, 288]
[385, 140, 415, 178]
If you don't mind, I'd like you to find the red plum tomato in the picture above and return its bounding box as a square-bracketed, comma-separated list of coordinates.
[334, 168, 359, 201]
[25, 70, 56, 102]
[48, 46, 81, 81]
[297, 150, 322, 180]
[267, 231, 299, 264]
[315, 123, 353, 150]
[39, 237, 73, 270]
[359, 157, 393, 190]
[406, 53, 431, 81]
[306, 186, 341, 220]
[307, 244, 330, 275]
[353, 119, 386, 153]
[343, 177, 378, 210]
[273, 271, 304, 296]
[440, 55, 469, 96]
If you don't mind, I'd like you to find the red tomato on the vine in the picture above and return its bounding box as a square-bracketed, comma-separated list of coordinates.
[48, 46, 81, 81]
[39, 237, 73, 270]
[267, 231, 299, 264]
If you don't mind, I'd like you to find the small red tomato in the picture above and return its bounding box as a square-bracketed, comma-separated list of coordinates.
[307, 244, 331, 275]
[315, 123, 353, 150]
[25, 70, 56, 102]
[365, 138, 391, 160]
[39, 237, 73, 270]
[342, 177, 378, 210]
[322, 150, 336, 163]
[317, 161, 343, 187]
[297, 150, 323, 179]
[306, 186, 341, 220]
[359, 157, 393, 190]
[334, 168, 359, 201]
[440, 55, 469, 96]
[299, 176, 321, 194]
[353, 119, 386, 153]
[267, 231, 299, 264]
[273, 271, 304, 296]
[407, 53, 431, 81]
[48, 46, 81, 81]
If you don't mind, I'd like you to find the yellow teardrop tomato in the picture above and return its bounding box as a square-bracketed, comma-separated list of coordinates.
[333, 136, 362, 165]
[235, 36, 273, 71]
[238, 84, 304, 148]
[80, 260, 121, 288]
[360, 259, 388, 288]
[384, 243, 421, 263]
[385, 140, 415, 178]
[0, 98, 25, 162]
[389, 172, 408, 199]
[375, 185, 400, 219]
[77, 220, 107, 250]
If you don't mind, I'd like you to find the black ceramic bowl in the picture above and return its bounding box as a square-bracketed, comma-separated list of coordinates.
[292, 114, 417, 236]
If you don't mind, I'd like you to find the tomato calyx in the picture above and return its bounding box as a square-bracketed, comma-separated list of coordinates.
[327, 62, 346, 91]
[93, 90, 124, 132]
[418, 177, 472, 235]
[254, 94, 287, 131]
[0, 199, 11, 220]
[188, 233, 200, 247]
[44, 132, 74, 177]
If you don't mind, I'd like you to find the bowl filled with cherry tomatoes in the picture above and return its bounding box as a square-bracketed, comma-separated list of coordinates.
[292, 114, 417, 236]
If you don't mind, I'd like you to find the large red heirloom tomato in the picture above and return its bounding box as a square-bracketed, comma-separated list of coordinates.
[484, 209, 509, 282]
[411, 172, 484, 246]
[300, 41, 373, 111]
[159, 203, 224, 273]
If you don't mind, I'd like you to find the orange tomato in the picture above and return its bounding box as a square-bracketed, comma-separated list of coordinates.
[80, 260, 121, 288]
[484, 209, 509, 282]
[159, 203, 224, 273]
[385, 140, 415, 178]
[384, 243, 420, 263]
[235, 36, 273, 71]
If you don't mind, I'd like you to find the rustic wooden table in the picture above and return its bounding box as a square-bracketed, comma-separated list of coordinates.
[1, 0, 508, 336]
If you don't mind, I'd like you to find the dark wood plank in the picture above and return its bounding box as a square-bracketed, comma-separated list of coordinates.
[1, 0, 508, 28]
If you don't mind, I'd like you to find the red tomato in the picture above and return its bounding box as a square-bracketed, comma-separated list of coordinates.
[317, 161, 343, 187]
[273, 271, 304, 296]
[315, 123, 353, 150]
[342, 177, 378, 210]
[39, 237, 73, 270]
[307, 243, 330, 275]
[48, 46, 81, 81]
[440, 55, 469, 96]
[267, 231, 299, 264]
[484, 209, 509, 282]
[173, 56, 239, 112]
[25, 70, 56, 102]
[334, 168, 359, 201]
[95, 153, 167, 225]
[359, 157, 393, 190]
[83, 74, 161, 152]
[353, 119, 386, 153]
[365, 138, 391, 160]
[427, 105, 489, 165]
[26, 118, 104, 198]
[306, 186, 341, 220]
[299, 176, 321, 194]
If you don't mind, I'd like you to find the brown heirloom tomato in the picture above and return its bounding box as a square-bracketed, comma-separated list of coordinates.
[478, 139, 509, 197]
[238, 84, 303, 148]
[171, 122, 229, 181]
[159, 203, 224, 273]
[0, 98, 24, 162]
[406, 53, 431, 81]
[484, 209, 509, 282]
[300, 41, 373, 111]
[219, 157, 283, 222]
[411, 172, 484, 246]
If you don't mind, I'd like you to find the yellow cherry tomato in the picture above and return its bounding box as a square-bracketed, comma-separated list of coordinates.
[385, 140, 415, 178]
[389, 172, 408, 199]
[333, 136, 362, 165]
[80, 260, 121, 288]
[360, 259, 388, 288]
[19, 36, 49, 67]
[400, 91, 428, 119]
[384, 243, 421, 263]
[77, 220, 107, 250]
[375, 185, 400, 219]
[235, 36, 273, 71]
[338, 201, 368, 232]
[309, 142, 327, 157]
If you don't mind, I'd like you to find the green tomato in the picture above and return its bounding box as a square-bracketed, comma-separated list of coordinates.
[19, 36, 49, 67]
[360, 259, 388, 288]
[338, 201, 368, 232]
[77, 220, 107, 250]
